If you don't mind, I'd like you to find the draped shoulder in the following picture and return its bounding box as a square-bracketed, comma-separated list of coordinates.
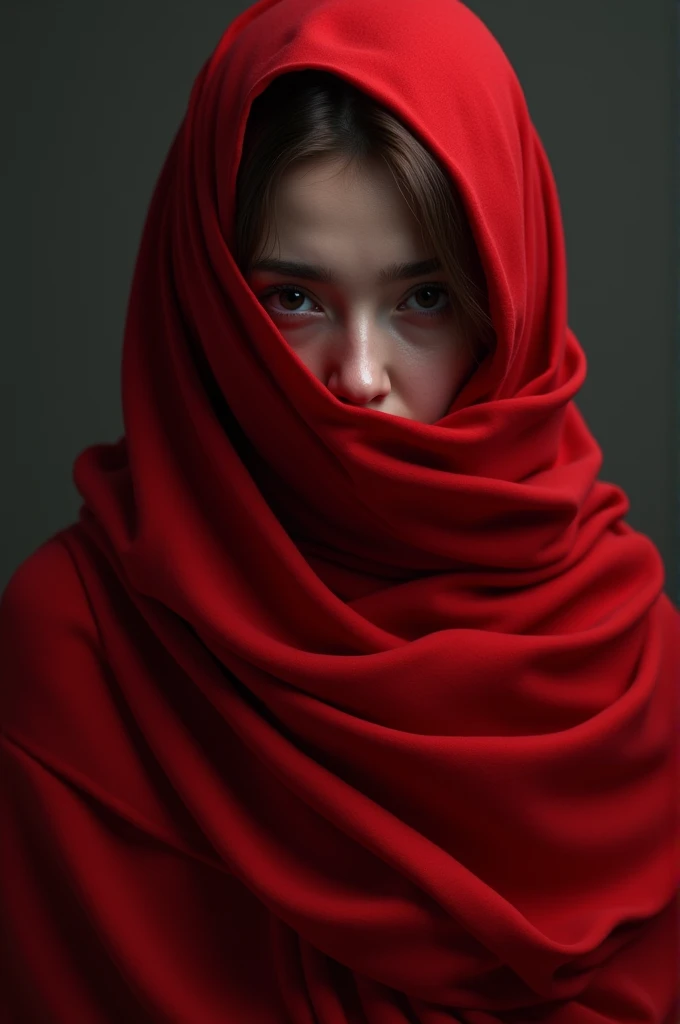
[1, 533, 152, 823]
[0, 527, 232, 849]
[1, 533, 101, 749]
[0, 530, 289, 1022]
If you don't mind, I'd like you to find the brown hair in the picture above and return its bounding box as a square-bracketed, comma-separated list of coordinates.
[234, 70, 494, 361]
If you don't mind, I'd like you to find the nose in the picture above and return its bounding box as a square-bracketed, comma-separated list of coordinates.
[325, 321, 391, 407]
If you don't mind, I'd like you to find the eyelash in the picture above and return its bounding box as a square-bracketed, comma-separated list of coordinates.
[258, 282, 451, 319]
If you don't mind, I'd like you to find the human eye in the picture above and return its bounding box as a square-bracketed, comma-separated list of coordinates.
[400, 282, 451, 317]
[258, 284, 321, 317]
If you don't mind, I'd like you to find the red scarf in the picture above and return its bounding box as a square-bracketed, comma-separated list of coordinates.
[3, 0, 679, 1020]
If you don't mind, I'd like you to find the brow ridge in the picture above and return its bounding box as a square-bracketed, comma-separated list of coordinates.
[250, 257, 442, 285]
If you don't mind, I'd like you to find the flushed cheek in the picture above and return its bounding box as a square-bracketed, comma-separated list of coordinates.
[397, 345, 469, 390]
[397, 348, 476, 418]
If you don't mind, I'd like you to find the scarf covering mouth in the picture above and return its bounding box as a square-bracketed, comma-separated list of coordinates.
[4, 0, 680, 1020]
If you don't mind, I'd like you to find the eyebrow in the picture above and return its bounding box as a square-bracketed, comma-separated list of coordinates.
[249, 256, 442, 285]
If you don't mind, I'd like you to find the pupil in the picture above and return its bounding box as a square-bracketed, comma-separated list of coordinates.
[418, 287, 437, 308]
[281, 288, 303, 310]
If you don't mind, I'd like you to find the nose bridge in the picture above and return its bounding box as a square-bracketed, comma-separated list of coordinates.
[332, 307, 391, 395]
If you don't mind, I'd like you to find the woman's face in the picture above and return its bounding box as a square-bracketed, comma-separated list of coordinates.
[247, 155, 479, 424]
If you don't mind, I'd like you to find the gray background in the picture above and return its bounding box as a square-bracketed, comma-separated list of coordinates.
[3, 0, 679, 601]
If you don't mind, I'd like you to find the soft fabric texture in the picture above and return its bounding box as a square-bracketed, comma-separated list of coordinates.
[2, 0, 679, 1020]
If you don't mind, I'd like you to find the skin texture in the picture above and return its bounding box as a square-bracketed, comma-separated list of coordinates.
[247, 155, 478, 423]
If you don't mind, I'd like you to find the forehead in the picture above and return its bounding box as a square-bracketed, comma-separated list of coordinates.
[263, 155, 427, 261]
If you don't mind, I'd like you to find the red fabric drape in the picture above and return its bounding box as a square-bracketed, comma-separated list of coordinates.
[2, 0, 679, 1020]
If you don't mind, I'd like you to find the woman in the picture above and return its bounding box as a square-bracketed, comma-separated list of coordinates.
[234, 67, 493, 426]
[1, 0, 678, 1021]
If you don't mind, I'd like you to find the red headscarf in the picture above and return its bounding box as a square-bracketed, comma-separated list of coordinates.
[2, 0, 679, 1020]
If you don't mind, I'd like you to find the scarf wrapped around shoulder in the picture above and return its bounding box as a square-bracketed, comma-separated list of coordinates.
[3, 1, 679, 1020]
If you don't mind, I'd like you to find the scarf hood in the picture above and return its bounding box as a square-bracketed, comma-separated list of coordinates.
[58, 0, 680, 1018]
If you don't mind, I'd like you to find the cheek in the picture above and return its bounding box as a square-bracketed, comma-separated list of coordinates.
[401, 342, 478, 419]
[283, 339, 325, 380]
[400, 337, 473, 392]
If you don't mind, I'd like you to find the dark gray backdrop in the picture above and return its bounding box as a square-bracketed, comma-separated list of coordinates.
[3, 1, 679, 601]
